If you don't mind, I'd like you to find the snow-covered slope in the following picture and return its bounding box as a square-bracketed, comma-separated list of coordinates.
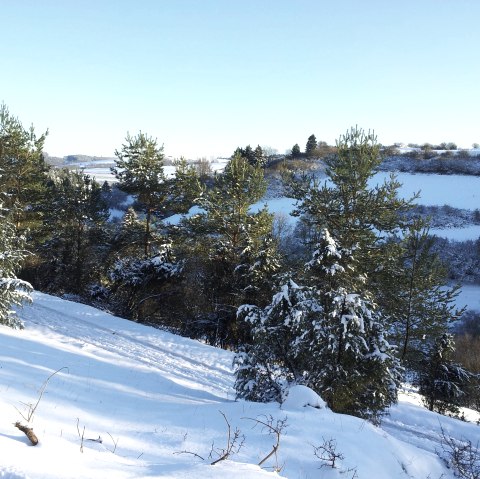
[0, 293, 478, 478]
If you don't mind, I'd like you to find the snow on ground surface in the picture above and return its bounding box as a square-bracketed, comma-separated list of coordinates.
[455, 284, 480, 312]
[371, 172, 480, 210]
[81, 159, 229, 184]
[1, 293, 479, 478]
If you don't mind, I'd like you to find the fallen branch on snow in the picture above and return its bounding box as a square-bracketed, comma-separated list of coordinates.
[14, 421, 38, 446]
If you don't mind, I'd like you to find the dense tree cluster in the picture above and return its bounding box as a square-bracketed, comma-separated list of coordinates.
[0, 105, 476, 420]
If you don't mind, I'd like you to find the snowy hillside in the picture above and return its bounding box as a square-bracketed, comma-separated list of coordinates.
[1, 293, 478, 478]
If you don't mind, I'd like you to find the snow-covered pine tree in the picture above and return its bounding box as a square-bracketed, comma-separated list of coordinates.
[304, 230, 402, 419]
[235, 229, 401, 419]
[0, 201, 32, 328]
[107, 239, 183, 320]
[284, 126, 415, 299]
[234, 279, 320, 402]
[418, 333, 472, 416]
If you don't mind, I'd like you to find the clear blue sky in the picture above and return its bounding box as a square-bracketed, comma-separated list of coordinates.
[1, 0, 479, 159]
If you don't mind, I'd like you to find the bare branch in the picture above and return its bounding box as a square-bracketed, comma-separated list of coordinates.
[242, 415, 287, 471]
[210, 411, 245, 465]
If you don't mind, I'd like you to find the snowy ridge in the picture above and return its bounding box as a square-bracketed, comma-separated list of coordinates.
[0, 292, 478, 478]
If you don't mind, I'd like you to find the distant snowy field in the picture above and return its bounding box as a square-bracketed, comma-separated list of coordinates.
[0, 292, 478, 479]
[80, 159, 229, 183]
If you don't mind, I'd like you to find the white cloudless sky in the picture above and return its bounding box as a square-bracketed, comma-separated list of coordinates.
[1, 0, 479, 159]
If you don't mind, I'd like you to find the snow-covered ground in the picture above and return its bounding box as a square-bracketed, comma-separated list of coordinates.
[0, 293, 478, 479]
[80, 159, 229, 184]
[371, 172, 480, 210]
[455, 284, 480, 312]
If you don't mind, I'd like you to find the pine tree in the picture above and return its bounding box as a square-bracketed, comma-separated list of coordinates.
[418, 333, 472, 415]
[235, 229, 401, 419]
[186, 153, 278, 345]
[303, 230, 401, 418]
[386, 218, 464, 368]
[243, 145, 255, 164]
[113, 134, 200, 258]
[0, 200, 32, 328]
[285, 126, 415, 299]
[305, 134, 317, 157]
[234, 279, 318, 402]
[291, 143, 301, 158]
[0, 103, 49, 231]
[112, 132, 168, 258]
[39, 169, 109, 294]
[254, 145, 266, 168]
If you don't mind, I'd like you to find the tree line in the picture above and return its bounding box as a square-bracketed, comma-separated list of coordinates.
[1, 103, 478, 420]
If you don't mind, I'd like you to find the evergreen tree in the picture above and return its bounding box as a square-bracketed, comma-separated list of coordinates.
[291, 143, 301, 158]
[305, 231, 401, 418]
[285, 126, 415, 299]
[186, 153, 278, 345]
[112, 132, 168, 258]
[234, 279, 318, 402]
[39, 169, 109, 294]
[0, 103, 49, 230]
[254, 145, 265, 168]
[0, 200, 32, 328]
[108, 239, 183, 320]
[235, 229, 401, 420]
[418, 333, 472, 415]
[386, 218, 464, 368]
[243, 145, 255, 164]
[305, 134, 317, 157]
[113, 134, 200, 258]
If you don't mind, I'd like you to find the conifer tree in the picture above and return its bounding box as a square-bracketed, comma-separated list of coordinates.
[0, 103, 49, 230]
[304, 230, 401, 418]
[112, 132, 168, 258]
[418, 333, 472, 415]
[187, 153, 278, 345]
[0, 200, 32, 328]
[291, 143, 301, 158]
[254, 145, 266, 168]
[113, 134, 200, 258]
[39, 169, 109, 294]
[285, 126, 415, 299]
[235, 229, 401, 420]
[386, 218, 464, 368]
[305, 134, 317, 157]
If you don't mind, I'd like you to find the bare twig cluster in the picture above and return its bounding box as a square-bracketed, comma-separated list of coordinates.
[243, 414, 287, 472]
[439, 427, 480, 478]
[313, 437, 358, 477]
[209, 411, 245, 465]
[175, 411, 288, 470]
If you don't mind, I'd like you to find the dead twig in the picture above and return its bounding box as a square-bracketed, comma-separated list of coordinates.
[106, 432, 119, 454]
[15, 367, 69, 423]
[242, 415, 287, 471]
[210, 411, 245, 465]
[173, 450, 205, 461]
[76, 418, 85, 453]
